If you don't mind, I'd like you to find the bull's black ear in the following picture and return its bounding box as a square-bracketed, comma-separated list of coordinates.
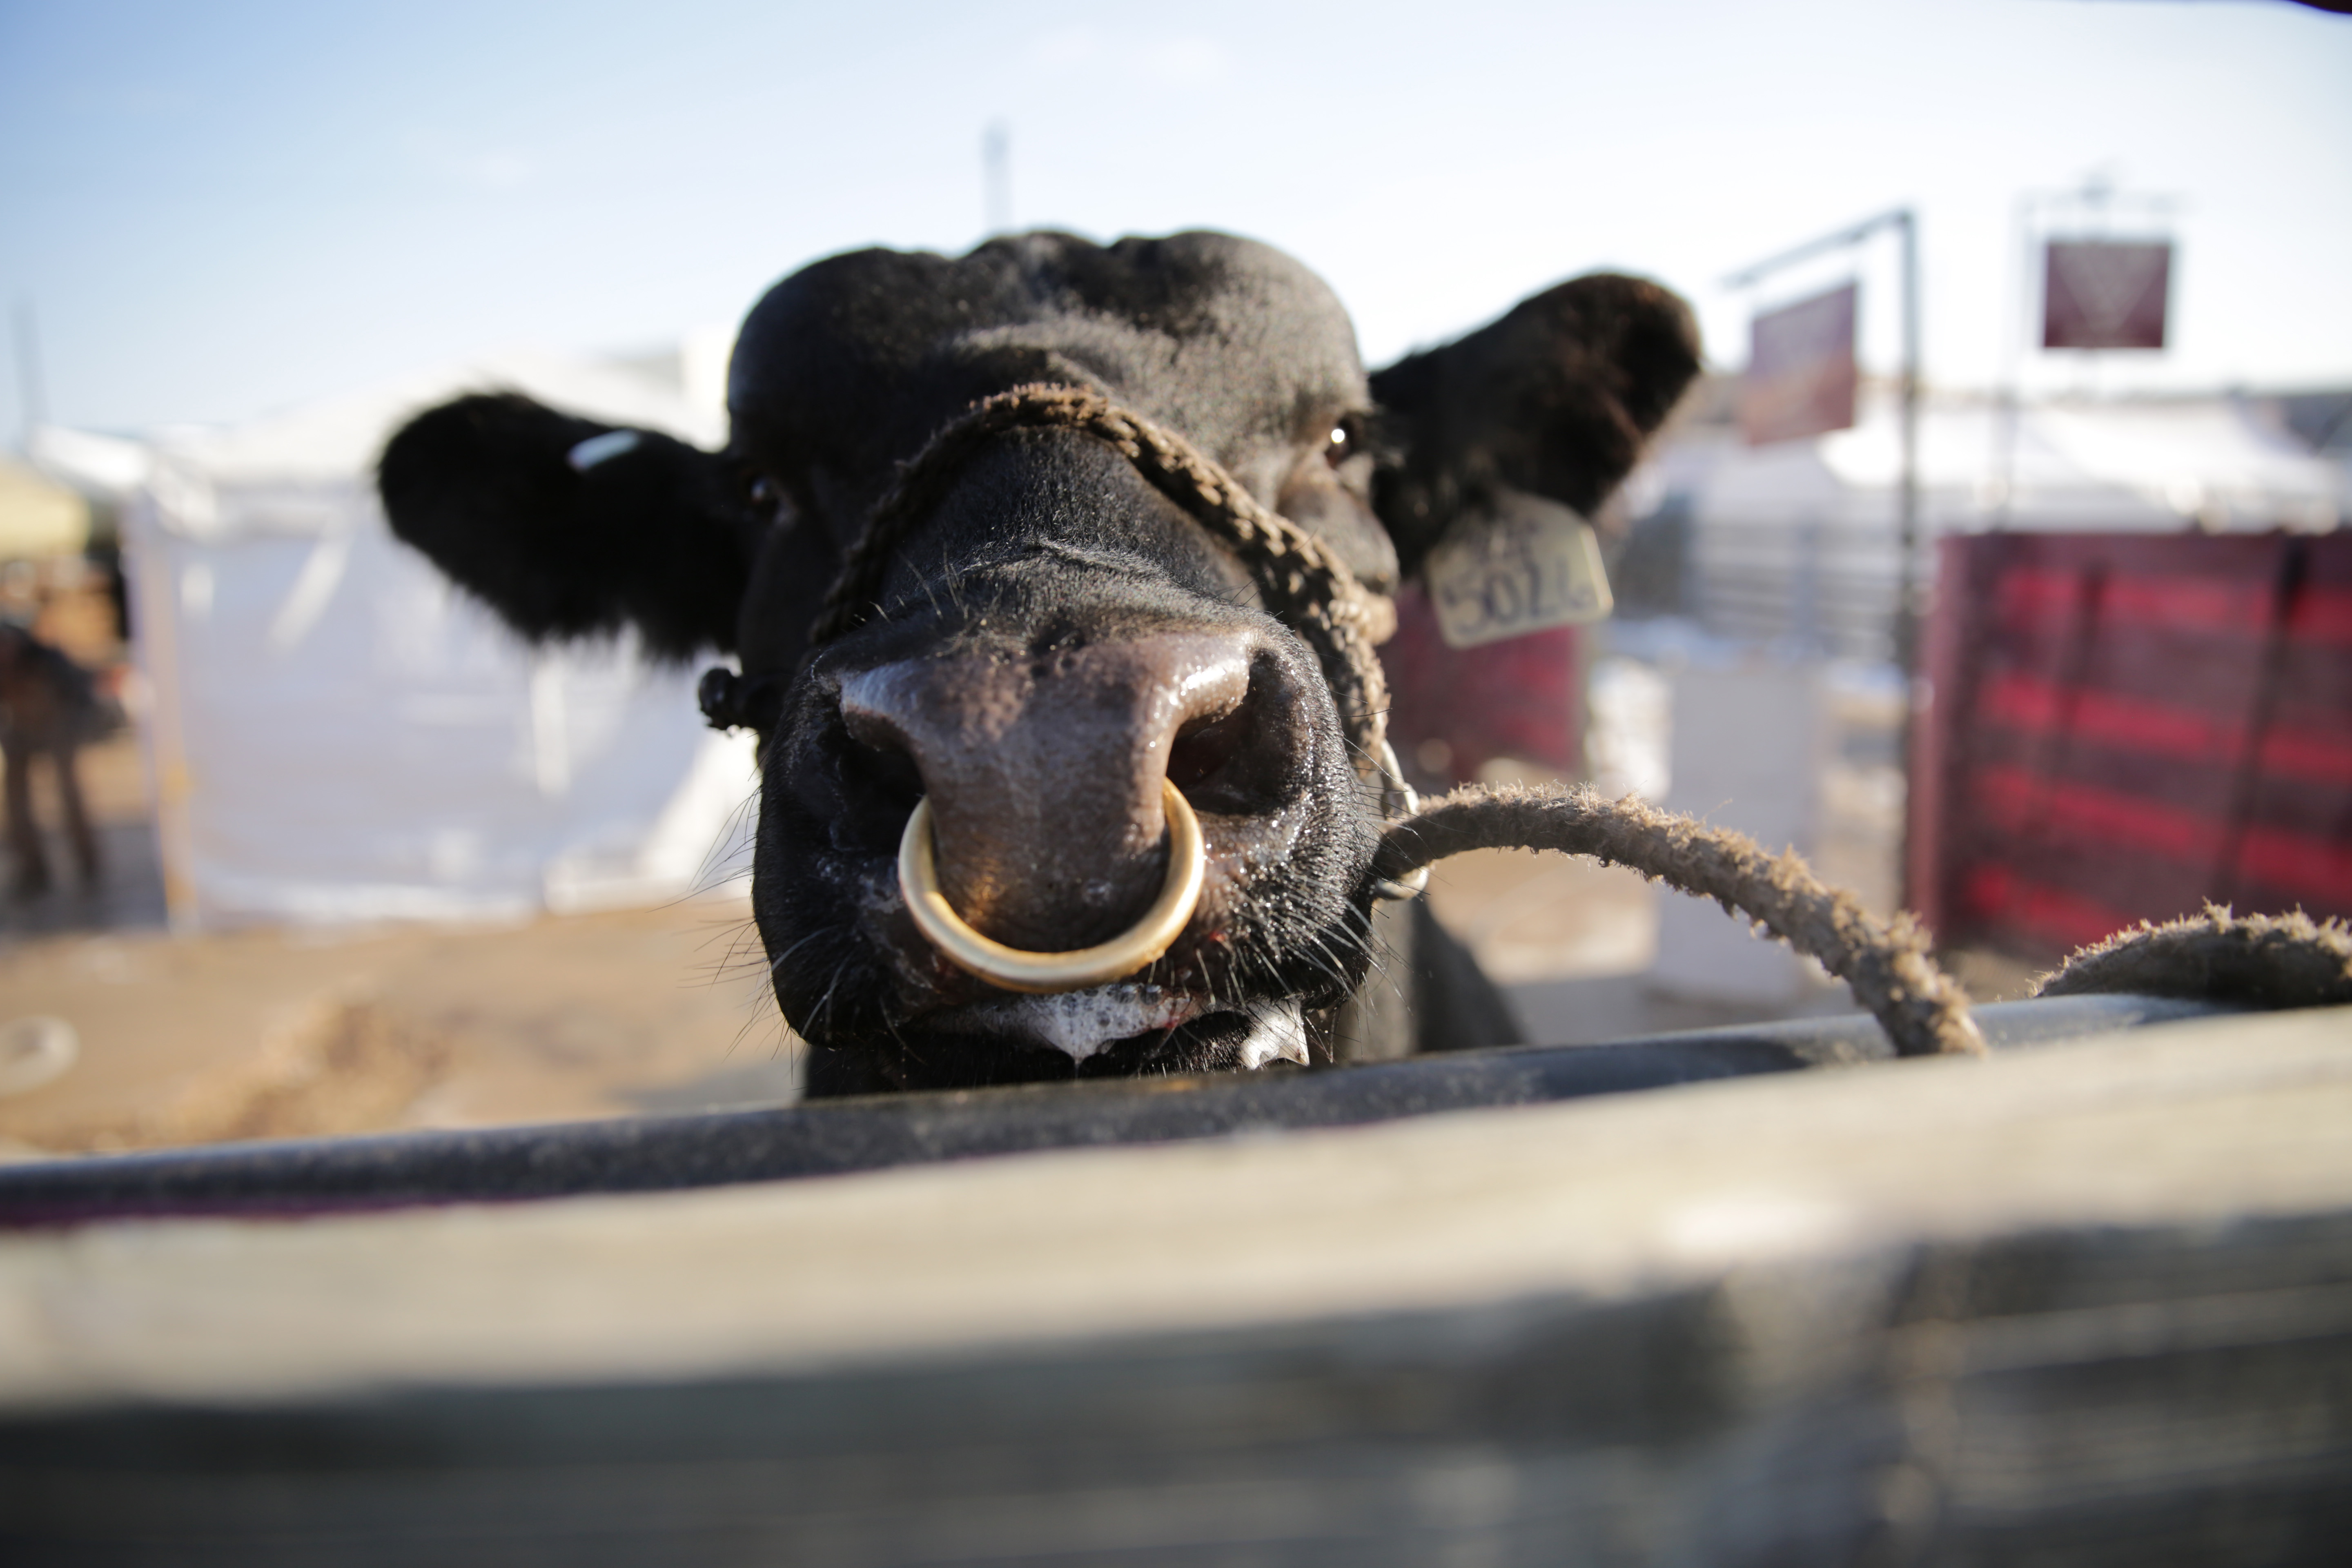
[1368, 274, 1701, 573]
[378, 392, 759, 659]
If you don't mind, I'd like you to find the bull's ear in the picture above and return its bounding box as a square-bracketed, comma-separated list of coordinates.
[1368, 274, 1701, 572]
[378, 392, 759, 659]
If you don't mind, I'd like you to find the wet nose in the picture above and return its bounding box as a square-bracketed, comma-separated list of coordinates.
[840, 633, 1252, 956]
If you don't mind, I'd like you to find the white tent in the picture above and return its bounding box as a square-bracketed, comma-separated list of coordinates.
[1677, 390, 2348, 659]
[114, 350, 758, 929]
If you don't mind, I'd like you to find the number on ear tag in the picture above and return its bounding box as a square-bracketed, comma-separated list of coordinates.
[1422, 488, 1614, 650]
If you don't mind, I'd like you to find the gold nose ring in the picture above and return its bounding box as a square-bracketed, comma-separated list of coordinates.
[897, 777, 1206, 994]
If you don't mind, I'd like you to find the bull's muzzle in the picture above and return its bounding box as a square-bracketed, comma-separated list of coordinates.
[898, 778, 1205, 994]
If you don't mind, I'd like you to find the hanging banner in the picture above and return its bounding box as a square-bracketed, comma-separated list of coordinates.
[1740, 281, 1858, 446]
[2042, 239, 2172, 351]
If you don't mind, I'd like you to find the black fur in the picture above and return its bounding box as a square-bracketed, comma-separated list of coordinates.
[378, 393, 759, 659]
[1370, 274, 1702, 573]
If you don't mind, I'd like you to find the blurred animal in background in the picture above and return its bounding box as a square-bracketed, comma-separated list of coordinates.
[381, 231, 1700, 1095]
[0, 622, 104, 899]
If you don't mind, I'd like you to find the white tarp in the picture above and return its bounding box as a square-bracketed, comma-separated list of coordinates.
[1699, 390, 2346, 538]
[1673, 390, 2347, 658]
[116, 348, 758, 929]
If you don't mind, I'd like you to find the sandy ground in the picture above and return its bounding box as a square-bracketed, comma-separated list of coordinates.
[0, 891, 793, 1159]
[0, 733, 793, 1159]
[0, 701, 2013, 1160]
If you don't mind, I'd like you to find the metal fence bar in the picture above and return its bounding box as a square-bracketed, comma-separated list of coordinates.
[0, 993, 2233, 1226]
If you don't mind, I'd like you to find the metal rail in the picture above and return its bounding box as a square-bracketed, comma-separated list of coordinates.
[0, 993, 2232, 1227]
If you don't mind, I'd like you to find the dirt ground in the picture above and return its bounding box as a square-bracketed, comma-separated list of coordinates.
[0, 893, 794, 1160]
[0, 731, 794, 1159]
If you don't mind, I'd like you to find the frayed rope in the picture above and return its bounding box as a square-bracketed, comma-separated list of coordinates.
[2035, 904, 2352, 1011]
[1374, 783, 1986, 1058]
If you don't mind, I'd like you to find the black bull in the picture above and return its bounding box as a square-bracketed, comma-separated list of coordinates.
[379, 231, 1700, 1096]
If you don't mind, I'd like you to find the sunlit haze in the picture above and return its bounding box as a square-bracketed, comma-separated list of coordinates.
[3, 0, 2347, 437]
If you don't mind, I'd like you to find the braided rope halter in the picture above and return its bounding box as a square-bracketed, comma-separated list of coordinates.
[810, 384, 1401, 766]
[705, 383, 2011, 1056]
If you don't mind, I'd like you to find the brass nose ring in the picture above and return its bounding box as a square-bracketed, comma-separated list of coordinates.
[897, 777, 1207, 994]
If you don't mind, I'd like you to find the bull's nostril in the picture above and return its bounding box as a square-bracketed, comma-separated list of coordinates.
[843, 731, 925, 805]
[824, 722, 925, 852]
[1163, 655, 1306, 817]
[1167, 702, 1248, 793]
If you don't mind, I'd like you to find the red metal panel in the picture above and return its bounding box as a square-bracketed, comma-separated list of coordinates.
[1382, 583, 1583, 788]
[1911, 532, 2352, 960]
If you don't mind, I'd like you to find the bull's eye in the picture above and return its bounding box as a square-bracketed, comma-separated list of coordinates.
[1325, 418, 1357, 468]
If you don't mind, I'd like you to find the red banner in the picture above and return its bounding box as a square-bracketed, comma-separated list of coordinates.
[2042, 240, 2171, 351]
[1740, 282, 1858, 446]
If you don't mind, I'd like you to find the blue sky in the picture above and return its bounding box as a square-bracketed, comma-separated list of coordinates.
[2, 0, 2347, 438]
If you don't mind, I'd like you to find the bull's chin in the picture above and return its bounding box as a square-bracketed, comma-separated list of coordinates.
[913, 984, 1310, 1074]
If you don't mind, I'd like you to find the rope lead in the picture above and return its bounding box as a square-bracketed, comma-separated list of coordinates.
[1375, 784, 1987, 1058]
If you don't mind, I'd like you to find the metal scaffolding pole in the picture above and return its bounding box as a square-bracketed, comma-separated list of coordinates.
[1725, 207, 1923, 903]
[1896, 208, 1920, 692]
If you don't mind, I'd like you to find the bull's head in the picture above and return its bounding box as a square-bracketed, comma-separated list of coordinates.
[380, 232, 1699, 1094]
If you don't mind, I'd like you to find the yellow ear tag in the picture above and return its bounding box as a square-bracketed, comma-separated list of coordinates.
[1422, 487, 1614, 650]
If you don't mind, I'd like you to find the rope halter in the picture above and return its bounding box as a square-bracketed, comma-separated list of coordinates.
[807, 383, 1401, 766]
